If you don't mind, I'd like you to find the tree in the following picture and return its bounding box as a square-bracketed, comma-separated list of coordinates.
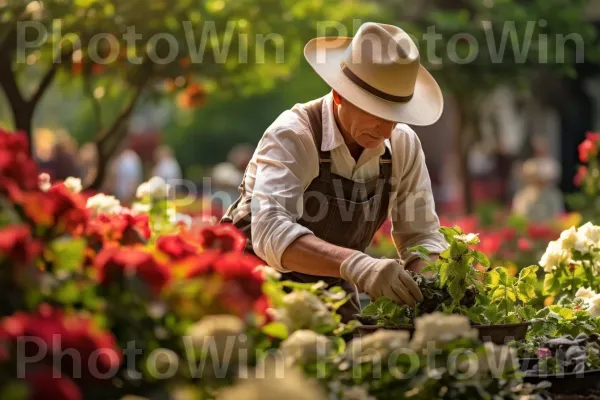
[381, 0, 599, 211]
[0, 0, 376, 188]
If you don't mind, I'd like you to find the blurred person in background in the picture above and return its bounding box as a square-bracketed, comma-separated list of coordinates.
[152, 145, 182, 182]
[512, 136, 564, 221]
[108, 146, 144, 204]
[36, 129, 80, 181]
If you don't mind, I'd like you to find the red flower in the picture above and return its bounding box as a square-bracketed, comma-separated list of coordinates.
[0, 225, 42, 264]
[0, 305, 122, 381]
[0, 131, 39, 201]
[184, 252, 266, 318]
[86, 212, 150, 247]
[586, 131, 600, 144]
[156, 234, 199, 260]
[95, 247, 171, 295]
[574, 166, 588, 187]
[517, 238, 533, 252]
[578, 138, 597, 163]
[197, 224, 247, 253]
[26, 365, 82, 400]
[527, 224, 557, 241]
[20, 186, 88, 236]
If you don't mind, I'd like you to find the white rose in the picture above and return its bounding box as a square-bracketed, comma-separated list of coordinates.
[86, 193, 122, 215]
[216, 364, 327, 400]
[187, 315, 251, 369]
[276, 291, 336, 332]
[586, 294, 600, 318]
[347, 329, 410, 363]
[253, 265, 281, 280]
[576, 223, 600, 253]
[559, 226, 581, 250]
[136, 176, 170, 199]
[280, 330, 331, 365]
[411, 312, 478, 351]
[63, 177, 82, 193]
[455, 233, 480, 245]
[38, 173, 51, 192]
[576, 287, 597, 300]
[480, 342, 518, 376]
[539, 240, 571, 273]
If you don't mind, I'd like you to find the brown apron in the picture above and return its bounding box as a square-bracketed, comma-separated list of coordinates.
[221, 97, 392, 321]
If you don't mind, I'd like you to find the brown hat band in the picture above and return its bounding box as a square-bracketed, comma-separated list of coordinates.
[341, 64, 414, 103]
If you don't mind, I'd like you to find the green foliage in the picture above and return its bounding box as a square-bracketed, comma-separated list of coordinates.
[360, 296, 411, 326]
[479, 265, 539, 324]
[417, 226, 486, 308]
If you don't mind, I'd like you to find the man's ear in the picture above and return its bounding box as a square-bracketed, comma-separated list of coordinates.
[332, 90, 342, 105]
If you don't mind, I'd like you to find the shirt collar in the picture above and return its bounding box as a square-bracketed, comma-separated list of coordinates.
[321, 92, 388, 159]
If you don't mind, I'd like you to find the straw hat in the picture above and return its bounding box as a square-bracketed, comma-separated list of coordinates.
[304, 22, 443, 126]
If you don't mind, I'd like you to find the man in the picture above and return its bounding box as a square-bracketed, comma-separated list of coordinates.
[222, 22, 447, 320]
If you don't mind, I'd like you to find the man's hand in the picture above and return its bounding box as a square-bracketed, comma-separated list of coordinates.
[405, 254, 440, 274]
[340, 252, 424, 307]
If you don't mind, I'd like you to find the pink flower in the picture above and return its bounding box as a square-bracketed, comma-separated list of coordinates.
[578, 138, 597, 163]
[537, 347, 552, 360]
[517, 238, 533, 252]
[574, 166, 588, 187]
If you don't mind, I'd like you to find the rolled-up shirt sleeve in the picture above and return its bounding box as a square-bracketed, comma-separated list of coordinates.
[390, 128, 447, 264]
[250, 125, 319, 272]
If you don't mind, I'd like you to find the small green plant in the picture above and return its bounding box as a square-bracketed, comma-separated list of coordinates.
[467, 266, 539, 325]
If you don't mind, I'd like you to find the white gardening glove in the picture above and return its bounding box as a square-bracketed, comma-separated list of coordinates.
[340, 251, 423, 307]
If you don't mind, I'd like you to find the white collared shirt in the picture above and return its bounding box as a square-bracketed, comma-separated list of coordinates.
[226, 92, 447, 272]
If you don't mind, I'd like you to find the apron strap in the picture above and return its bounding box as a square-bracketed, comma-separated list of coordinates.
[304, 97, 332, 181]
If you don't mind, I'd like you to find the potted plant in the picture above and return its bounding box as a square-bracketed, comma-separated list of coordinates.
[358, 226, 537, 344]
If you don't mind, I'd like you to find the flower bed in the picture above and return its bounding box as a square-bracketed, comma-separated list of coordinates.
[3, 127, 600, 399]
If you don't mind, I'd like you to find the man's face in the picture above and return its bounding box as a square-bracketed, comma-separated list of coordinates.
[335, 94, 396, 149]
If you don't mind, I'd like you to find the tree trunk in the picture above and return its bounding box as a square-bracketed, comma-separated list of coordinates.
[13, 107, 34, 153]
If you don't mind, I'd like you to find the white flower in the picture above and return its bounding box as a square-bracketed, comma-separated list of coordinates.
[273, 291, 336, 332]
[216, 365, 326, 400]
[578, 222, 600, 247]
[254, 265, 281, 280]
[410, 312, 478, 350]
[559, 226, 581, 251]
[86, 193, 122, 215]
[539, 240, 571, 273]
[131, 202, 152, 214]
[63, 177, 82, 193]
[586, 294, 600, 318]
[480, 342, 518, 376]
[280, 330, 331, 365]
[38, 173, 51, 192]
[347, 329, 410, 363]
[576, 287, 597, 300]
[136, 176, 170, 199]
[187, 315, 251, 370]
[455, 233, 480, 245]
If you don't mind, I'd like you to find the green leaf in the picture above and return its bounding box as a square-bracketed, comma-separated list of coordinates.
[439, 262, 450, 286]
[439, 226, 461, 243]
[407, 245, 431, 256]
[50, 237, 87, 273]
[518, 265, 539, 281]
[473, 250, 490, 269]
[486, 268, 502, 288]
[543, 273, 560, 295]
[262, 322, 289, 340]
[448, 278, 463, 302]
